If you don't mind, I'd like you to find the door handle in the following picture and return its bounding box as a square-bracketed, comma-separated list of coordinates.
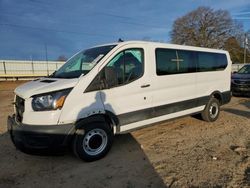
[141, 84, 150, 88]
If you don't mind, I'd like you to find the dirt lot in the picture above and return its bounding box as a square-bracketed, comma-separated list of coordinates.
[0, 81, 249, 188]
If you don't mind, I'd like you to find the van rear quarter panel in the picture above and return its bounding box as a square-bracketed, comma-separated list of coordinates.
[195, 52, 231, 98]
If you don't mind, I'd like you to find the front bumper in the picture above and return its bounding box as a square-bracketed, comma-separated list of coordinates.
[7, 115, 75, 154]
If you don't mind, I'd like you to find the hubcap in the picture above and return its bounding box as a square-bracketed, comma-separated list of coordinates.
[209, 102, 219, 119]
[83, 128, 107, 156]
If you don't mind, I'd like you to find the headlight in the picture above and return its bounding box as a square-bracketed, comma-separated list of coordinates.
[32, 88, 72, 111]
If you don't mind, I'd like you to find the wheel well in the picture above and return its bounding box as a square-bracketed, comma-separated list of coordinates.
[104, 115, 114, 131]
[211, 92, 222, 104]
[75, 114, 116, 132]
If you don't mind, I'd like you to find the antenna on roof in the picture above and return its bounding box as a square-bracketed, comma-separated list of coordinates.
[118, 38, 124, 42]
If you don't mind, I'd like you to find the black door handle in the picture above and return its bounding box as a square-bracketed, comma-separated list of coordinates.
[141, 84, 150, 88]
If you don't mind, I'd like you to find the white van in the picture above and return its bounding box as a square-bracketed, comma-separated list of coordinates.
[8, 41, 231, 161]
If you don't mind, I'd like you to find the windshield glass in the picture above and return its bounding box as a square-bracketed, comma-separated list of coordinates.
[52, 45, 116, 78]
[237, 65, 250, 74]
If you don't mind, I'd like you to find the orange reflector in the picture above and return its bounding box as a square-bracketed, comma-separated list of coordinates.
[55, 95, 66, 109]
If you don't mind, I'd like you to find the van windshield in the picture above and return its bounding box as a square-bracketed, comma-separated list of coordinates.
[51, 45, 116, 79]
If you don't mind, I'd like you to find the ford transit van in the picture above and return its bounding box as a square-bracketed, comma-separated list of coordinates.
[8, 41, 231, 161]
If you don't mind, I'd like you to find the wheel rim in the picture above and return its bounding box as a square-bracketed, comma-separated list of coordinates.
[83, 128, 108, 156]
[209, 102, 219, 119]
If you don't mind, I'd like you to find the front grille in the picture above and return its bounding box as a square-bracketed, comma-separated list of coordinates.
[15, 95, 25, 122]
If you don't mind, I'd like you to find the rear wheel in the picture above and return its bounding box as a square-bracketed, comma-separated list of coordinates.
[201, 97, 220, 122]
[73, 122, 113, 162]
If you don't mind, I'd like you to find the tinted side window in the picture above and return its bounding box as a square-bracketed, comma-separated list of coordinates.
[156, 49, 195, 75]
[197, 52, 227, 72]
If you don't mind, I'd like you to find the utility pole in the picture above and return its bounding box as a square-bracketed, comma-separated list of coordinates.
[244, 33, 248, 64]
[31, 55, 34, 74]
[45, 43, 49, 75]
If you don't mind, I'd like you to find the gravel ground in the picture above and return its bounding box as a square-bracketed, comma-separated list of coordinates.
[0, 81, 249, 188]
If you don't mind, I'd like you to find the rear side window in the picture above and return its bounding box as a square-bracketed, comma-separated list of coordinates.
[156, 49, 195, 75]
[197, 52, 227, 72]
[155, 48, 228, 75]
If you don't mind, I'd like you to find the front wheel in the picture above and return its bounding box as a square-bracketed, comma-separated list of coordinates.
[73, 122, 113, 162]
[201, 97, 220, 122]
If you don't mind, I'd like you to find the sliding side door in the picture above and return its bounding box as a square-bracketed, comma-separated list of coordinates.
[150, 48, 199, 119]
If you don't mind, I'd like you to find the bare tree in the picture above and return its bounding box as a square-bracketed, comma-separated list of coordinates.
[171, 7, 242, 49]
[224, 37, 244, 63]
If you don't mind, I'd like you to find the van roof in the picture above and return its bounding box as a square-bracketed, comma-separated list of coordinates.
[93, 40, 228, 54]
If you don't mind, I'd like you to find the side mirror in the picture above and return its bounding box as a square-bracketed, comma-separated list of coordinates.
[48, 71, 57, 78]
[104, 67, 118, 88]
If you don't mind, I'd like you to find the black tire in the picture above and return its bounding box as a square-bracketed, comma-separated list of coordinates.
[73, 122, 113, 162]
[201, 97, 220, 122]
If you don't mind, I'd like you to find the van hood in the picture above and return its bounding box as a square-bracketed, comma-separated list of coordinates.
[14, 78, 79, 99]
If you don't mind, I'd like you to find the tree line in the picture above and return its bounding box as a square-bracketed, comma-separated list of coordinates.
[58, 7, 249, 64]
[171, 6, 250, 64]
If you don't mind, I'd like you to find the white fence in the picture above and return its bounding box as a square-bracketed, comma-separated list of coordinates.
[0, 60, 65, 80]
[0, 60, 249, 80]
